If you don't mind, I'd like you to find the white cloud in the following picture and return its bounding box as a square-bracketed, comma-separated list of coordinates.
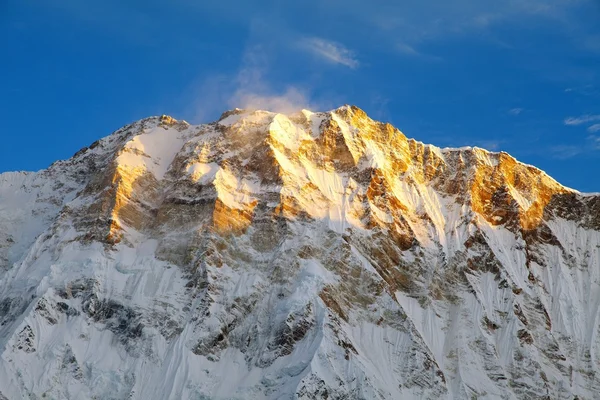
[393, 42, 442, 61]
[396, 43, 421, 56]
[311, 0, 598, 63]
[564, 85, 600, 96]
[189, 44, 329, 123]
[228, 45, 317, 112]
[230, 86, 312, 114]
[299, 37, 359, 68]
[509, 108, 524, 115]
[587, 124, 600, 133]
[564, 114, 600, 126]
[587, 135, 600, 150]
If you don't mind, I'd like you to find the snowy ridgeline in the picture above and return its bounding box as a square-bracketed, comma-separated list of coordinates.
[0, 107, 599, 399]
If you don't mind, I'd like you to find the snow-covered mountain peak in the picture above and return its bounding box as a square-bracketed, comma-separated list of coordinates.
[1, 106, 599, 399]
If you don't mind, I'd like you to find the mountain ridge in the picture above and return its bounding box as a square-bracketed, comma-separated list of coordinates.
[8, 106, 587, 197]
[1, 105, 600, 399]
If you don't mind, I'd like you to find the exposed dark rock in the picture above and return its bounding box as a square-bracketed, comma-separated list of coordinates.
[517, 329, 534, 345]
[34, 298, 58, 325]
[15, 325, 36, 353]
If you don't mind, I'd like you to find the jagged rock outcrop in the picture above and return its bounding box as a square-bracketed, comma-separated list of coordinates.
[0, 106, 599, 399]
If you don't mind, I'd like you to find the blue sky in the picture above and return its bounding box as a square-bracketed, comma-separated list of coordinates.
[2, 0, 600, 191]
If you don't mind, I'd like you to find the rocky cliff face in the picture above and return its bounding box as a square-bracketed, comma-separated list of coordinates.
[1, 106, 599, 399]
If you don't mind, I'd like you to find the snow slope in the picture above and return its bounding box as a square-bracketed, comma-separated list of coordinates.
[0, 108, 599, 399]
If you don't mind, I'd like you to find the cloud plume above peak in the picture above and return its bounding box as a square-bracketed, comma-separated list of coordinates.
[189, 44, 332, 123]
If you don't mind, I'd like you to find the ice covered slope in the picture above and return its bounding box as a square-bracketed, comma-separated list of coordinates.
[1, 106, 600, 399]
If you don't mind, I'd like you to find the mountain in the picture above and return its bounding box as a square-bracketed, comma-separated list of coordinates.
[1, 106, 599, 399]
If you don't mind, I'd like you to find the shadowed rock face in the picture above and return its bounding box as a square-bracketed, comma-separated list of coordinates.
[0, 106, 599, 399]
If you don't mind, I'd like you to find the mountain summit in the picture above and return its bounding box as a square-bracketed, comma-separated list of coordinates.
[1, 106, 599, 399]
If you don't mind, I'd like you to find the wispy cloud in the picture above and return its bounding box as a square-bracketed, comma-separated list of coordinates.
[230, 85, 312, 115]
[564, 85, 600, 96]
[395, 42, 442, 61]
[299, 37, 359, 68]
[228, 45, 315, 112]
[564, 114, 600, 126]
[547, 145, 585, 159]
[189, 44, 332, 123]
[562, 114, 600, 153]
[331, 0, 588, 38]
[396, 43, 422, 57]
[588, 124, 600, 133]
[313, 0, 599, 69]
[509, 108, 524, 115]
[544, 132, 600, 159]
